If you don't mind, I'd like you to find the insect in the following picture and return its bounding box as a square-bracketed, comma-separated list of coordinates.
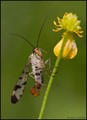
[11, 12, 51, 104]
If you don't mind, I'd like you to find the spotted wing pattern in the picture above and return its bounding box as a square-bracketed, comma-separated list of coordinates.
[11, 60, 30, 104]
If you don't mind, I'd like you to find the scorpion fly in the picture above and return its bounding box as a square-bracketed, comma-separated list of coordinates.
[11, 12, 51, 104]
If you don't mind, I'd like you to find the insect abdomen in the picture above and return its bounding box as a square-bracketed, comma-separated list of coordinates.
[35, 71, 43, 84]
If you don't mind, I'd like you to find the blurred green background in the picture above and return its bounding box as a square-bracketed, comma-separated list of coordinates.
[1, 1, 86, 119]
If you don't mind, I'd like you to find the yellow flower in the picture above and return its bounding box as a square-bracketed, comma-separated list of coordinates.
[53, 12, 83, 37]
[53, 32, 77, 59]
[53, 12, 83, 59]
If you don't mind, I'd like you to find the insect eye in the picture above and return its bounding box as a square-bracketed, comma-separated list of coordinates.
[32, 48, 36, 52]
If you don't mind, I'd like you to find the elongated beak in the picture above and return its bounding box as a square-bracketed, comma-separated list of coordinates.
[35, 49, 43, 58]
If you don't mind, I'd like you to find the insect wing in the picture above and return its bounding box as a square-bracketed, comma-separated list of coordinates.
[11, 60, 30, 104]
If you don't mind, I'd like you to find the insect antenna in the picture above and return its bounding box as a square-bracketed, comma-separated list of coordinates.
[36, 11, 49, 48]
[10, 33, 35, 48]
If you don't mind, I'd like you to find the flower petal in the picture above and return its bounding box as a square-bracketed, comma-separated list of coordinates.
[53, 32, 77, 59]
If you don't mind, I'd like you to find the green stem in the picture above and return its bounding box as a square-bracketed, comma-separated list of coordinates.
[38, 32, 68, 119]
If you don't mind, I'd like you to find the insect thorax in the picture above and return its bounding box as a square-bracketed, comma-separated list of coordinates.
[29, 53, 45, 69]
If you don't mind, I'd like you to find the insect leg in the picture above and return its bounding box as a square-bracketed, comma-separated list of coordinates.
[40, 48, 48, 54]
[44, 70, 50, 78]
[44, 70, 59, 87]
[45, 58, 58, 69]
[45, 58, 51, 69]
[44, 59, 59, 87]
[53, 80, 60, 87]
[29, 72, 35, 79]
[40, 48, 53, 54]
